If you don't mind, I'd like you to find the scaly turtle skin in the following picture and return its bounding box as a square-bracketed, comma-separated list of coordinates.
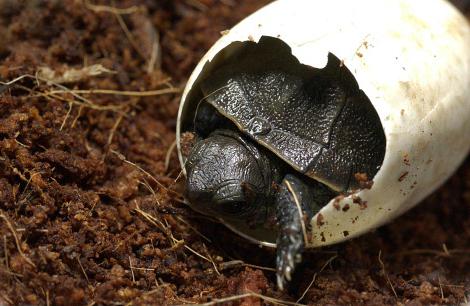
[183, 37, 386, 289]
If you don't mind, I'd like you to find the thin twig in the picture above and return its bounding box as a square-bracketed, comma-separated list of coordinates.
[0, 214, 36, 268]
[84, 0, 143, 15]
[5, 164, 28, 182]
[14, 139, 29, 148]
[36, 73, 107, 108]
[438, 275, 444, 300]
[156, 221, 216, 268]
[0, 74, 31, 86]
[134, 206, 171, 238]
[442, 243, 450, 256]
[243, 263, 277, 272]
[37, 64, 115, 84]
[164, 140, 177, 173]
[138, 179, 157, 197]
[297, 255, 337, 303]
[131, 267, 155, 272]
[114, 11, 147, 60]
[39, 90, 126, 113]
[107, 113, 124, 146]
[40, 287, 50, 306]
[129, 256, 136, 283]
[147, 36, 161, 73]
[176, 290, 307, 306]
[71, 105, 84, 128]
[440, 284, 464, 288]
[60, 102, 73, 130]
[0, 292, 13, 305]
[174, 168, 185, 183]
[77, 257, 90, 284]
[111, 150, 170, 192]
[202, 243, 220, 276]
[218, 260, 276, 272]
[19, 172, 40, 199]
[378, 250, 398, 298]
[183, 245, 211, 263]
[3, 235, 9, 274]
[1, 73, 129, 113]
[48, 87, 181, 96]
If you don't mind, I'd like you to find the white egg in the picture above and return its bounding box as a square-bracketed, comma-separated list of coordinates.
[177, 0, 470, 248]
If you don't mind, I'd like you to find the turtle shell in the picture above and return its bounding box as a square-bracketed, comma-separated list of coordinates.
[199, 37, 386, 192]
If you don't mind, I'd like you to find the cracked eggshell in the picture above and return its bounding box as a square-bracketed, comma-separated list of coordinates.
[177, 0, 470, 247]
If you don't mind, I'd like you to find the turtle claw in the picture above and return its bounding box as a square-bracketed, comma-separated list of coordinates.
[276, 230, 303, 290]
[284, 265, 292, 282]
[275, 174, 314, 290]
[276, 274, 285, 291]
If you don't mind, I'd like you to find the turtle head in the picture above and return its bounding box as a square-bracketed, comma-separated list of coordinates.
[185, 130, 274, 220]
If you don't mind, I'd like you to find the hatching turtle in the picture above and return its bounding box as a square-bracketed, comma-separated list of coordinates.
[180, 37, 386, 289]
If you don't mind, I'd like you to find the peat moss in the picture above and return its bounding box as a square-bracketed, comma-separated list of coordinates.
[0, 1, 469, 305]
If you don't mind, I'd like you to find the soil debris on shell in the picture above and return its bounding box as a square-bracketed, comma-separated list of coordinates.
[0, 1, 469, 305]
[180, 131, 197, 157]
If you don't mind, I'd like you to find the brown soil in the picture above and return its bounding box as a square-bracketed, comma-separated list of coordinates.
[0, 1, 469, 305]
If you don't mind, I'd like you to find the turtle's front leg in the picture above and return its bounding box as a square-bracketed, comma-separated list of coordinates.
[275, 174, 334, 290]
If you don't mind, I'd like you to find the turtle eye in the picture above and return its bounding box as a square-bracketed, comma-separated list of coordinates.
[216, 200, 246, 215]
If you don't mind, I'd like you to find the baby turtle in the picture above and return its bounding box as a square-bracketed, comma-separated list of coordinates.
[182, 37, 386, 289]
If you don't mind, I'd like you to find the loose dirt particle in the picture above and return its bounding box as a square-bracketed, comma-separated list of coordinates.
[316, 213, 325, 227]
[352, 194, 368, 210]
[398, 171, 409, 182]
[354, 172, 374, 189]
[180, 131, 197, 157]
